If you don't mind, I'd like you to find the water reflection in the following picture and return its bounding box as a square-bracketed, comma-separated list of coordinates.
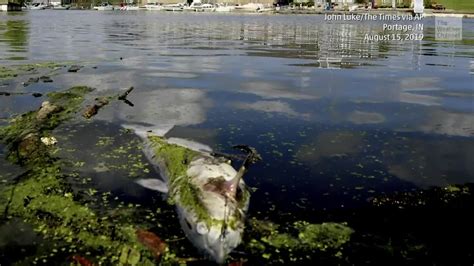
[234, 100, 310, 119]
[296, 131, 364, 162]
[0, 14, 29, 60]
[240, 81, 318, 100]
[0, 11, 472, 208]
[348, 111, 385, 124]
[413, 109, 474, 137]
[98, 88, 212, 134]
[383, 137, 474, 187]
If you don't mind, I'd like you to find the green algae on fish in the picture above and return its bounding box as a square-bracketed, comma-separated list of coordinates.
[147, 135, 251, 229]
[142, 134, 256, 263]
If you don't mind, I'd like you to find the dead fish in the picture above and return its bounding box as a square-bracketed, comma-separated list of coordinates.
[134, 131, 261, 263]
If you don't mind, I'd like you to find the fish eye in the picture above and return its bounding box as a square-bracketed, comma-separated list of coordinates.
[196, 222, 209, 235]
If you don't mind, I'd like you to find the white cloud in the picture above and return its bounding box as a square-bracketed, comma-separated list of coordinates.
[234, 100, 310, 119]
[240, 81, 317, 100]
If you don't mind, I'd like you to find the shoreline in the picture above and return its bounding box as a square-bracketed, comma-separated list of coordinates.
[3, 7, 474, 18]
[275, 8, 474, 18]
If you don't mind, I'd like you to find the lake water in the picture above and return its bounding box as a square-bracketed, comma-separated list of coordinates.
[0, 10, 473, 265]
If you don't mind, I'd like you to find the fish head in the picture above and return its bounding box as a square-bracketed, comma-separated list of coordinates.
[176, 179, 250, 264]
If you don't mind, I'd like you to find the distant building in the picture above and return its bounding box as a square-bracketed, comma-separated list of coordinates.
[0, 0, 23, 11]
[313, 0, 412, 7]
[313, 0, 355, 5]
[140, 0, 275, 5]
[375, 0, 412, 7]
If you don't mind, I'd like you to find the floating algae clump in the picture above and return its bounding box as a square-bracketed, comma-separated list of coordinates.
[247, 218, 353, 261]
[0, 66, 18, 80]
[0, 62, 67, 81]
[1, 161, 155, 264]
[0, 86, 93, 164]
[0, 87, 159, 265]
[293, 221, 353, 251]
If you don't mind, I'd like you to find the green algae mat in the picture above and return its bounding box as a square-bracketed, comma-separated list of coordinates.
[0, 83, 355, 265]
[1, 63, 472, 265]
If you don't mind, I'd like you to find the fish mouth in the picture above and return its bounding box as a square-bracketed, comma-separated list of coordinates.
[205, 225, 243, 264]
[208, 242, 228, 264]
[178, 202, 245, 264]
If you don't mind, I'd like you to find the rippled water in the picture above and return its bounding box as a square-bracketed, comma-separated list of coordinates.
[0, 10, 473, 264]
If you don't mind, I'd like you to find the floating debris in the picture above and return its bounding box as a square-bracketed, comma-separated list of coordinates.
[23, 77, 39, 87]
[71, 255, 96, 266]
[0, 91, 43, 97]
[68, 65, 83, 73]
[83, 87, 135, 119]
[118, 86, 135, 107]
[83, 97, 110, 119]
[136, 229, 167, 260]
[39, 76, 53, 83]
[40, 136, 58, 146]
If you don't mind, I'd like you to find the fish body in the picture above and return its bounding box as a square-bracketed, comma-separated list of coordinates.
[137, 134, 253, 263]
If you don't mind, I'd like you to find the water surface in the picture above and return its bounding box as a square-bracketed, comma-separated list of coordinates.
[0, 10, 473, 264]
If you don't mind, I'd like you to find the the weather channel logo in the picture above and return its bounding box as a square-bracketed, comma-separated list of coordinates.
[435, 15, 463, 41]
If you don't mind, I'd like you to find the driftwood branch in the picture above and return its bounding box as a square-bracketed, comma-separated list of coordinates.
[118, 86, 134, 107]
[118, 86, 134, 101]
[82, 87, 135, 119]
